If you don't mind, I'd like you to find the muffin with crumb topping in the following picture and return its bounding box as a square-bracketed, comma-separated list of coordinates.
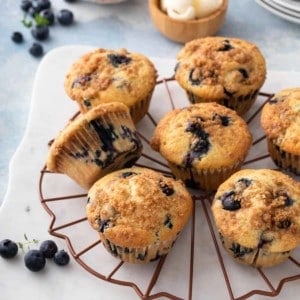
[64, 48, 157, 123]
[175, 37, 266, 115]
[86, 167, 193, 263]
[46, 102, 142, 189]
[260, 87, 300, 175]
[151, 102, 252, 191]
[212, 169, 300, 268]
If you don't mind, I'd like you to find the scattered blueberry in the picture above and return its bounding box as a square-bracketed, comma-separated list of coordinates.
[39, 240, 58, 259]
[24, 249, 46, 272]
[57, 9, 74, 26]
[11, 31, 24, 43]
[40, 9, 55, 25]
[20, 0, 33, 12]
[31, 25, 49, 40]
[53, 250, 70, 266]
[29, 42, 44, 57]
[0, 239, 18, 259]
[34, 0, 51, 12]
[28, 5, 40, 17]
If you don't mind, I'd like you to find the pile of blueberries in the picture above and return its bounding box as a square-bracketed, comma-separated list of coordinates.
[12, 0, 76, 57]
[0, 238, 70, 272]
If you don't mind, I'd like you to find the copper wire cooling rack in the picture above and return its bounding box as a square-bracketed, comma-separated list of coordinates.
[39, 78, 300, 300]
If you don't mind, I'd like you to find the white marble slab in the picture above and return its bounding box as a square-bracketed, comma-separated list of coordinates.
[0, 45, 299, 300]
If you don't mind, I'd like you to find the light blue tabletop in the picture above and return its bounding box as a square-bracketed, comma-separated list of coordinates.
[1, 0, 300, 205]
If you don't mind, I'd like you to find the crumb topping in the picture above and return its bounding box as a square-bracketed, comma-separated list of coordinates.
[212, 169, 300, 252]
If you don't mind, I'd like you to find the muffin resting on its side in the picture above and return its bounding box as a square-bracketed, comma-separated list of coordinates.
[260, 88, 300, 175]
[86, 167, 193, 263]
[46, 102, 142, 189]
[64, 48, 157, 123]
[212, 169, 300, 268]
[175, 37, 266, 115]
[150, 102, 252, 191]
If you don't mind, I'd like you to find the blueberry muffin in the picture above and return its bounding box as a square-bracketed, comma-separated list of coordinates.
[150, 102, 252, 191]
[212, 169, 300, 268]
[64, 48, 157, 123]
[260, 88, 300, 175]
[86, 167, 193, 263]
[175, 37, 266, 115]
[46, 102, 142, 189]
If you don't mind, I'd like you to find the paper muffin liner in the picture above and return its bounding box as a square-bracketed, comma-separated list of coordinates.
[167, 160, 243, 192]
[47, 108, 142, 189]
[100, 234, 178, 264]
[186, 89, 259, 116]
[219, 233, 292, 268]
[129, 90, 154, 124]
[267, 139, 300, 175]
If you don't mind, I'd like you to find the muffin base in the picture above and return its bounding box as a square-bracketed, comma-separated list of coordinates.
[129, 91, 153, 124]
[267, 139, 300, 175]
[186, 89, 259, 116]
[220, 233, 292, 268]
[168, 161, 243, 192]
[100, 234, 178, 264]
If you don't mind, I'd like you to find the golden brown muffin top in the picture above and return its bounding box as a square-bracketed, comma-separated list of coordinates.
[151, 102, 252, 169]
[175, 37, 266, 100]
[212, 169, 300, 252]
[260, 88, 300, 155]
[86, 167, 193, 248]
[64, 48, 157, 112]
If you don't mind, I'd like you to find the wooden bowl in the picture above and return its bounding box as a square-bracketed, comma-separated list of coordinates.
[148, 0, 228, 43]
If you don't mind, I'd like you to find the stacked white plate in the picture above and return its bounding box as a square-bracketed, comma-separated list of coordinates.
[255, 0, 300, 24]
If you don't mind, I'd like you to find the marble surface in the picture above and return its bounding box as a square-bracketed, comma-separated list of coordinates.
[0, 46, 299, 300]
[1, 0, 300, 205]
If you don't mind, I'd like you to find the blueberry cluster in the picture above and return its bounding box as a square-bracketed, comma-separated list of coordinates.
[11, 0, 75, 57]
[0, 238, 70, 272]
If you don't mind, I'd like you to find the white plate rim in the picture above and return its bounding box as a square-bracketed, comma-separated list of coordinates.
[263, 0, 300, 16]
[256, 0, 300, 24]
[272, 0, 300, 12]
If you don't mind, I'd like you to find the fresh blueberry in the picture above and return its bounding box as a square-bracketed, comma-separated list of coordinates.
[29, 43, 44, 57]
[28, 5, 40, 17]
[40, 9, 55, 25]
[24, 249, 46, 272]
[11, 32, 24, 43]
[20, 0, 33, 12]
[31, 25, 49, 40]
[39, 240, 58, 258]
[0, 239, 18, 259]
[57, 9, 74, 26]
[34, 0, 51, 12]
[53, 250, 70, 266]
